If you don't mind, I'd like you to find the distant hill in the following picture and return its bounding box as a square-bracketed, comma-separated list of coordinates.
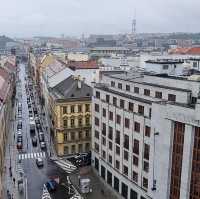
[0, 35, 14, 49]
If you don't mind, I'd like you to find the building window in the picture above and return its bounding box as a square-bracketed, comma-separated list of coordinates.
[85, 130, 89, 138]
[168, 94, 176, 102]
[106, 95, 110, 103]
[114, 176, 119, 192]
[111, 81, 115, 87]
[108, 141, 113, 150]
[155, 91, 162, 99]
[113, 97, 117, 106]
[133, 139, 139, 155]
[102, 137, 106, 146]
[63, 107, 67, 114]
[163, 64, 168, 70]
[95, 104, 99, 112]
[116, 145, 120, 155]
[115, 130, 120, 145]
[124, 150, 129, 161]
[143, 161, 149, 172]
[118, 83, 122, 89]
[114, 160, 120, 170]
[102, 150, 106, 159]
[132, 171, 138, 182]
[95, 157, 99, 171]
[103, 108, 106, 117]
[128, 102, 134, 112]
[124, 135, 129, 150]
[144, 144, 150, 160]
[145, 126, 151, 137]
[108, 155, 112, 164]
[116, 115, 121, 124]
[143, 177, 148, 189]
[108, 126, 113, 140]
[94, 117, 99, 126]
[126, 85, 130, 91]
[121, 182, 128, 199]
[125, 118, 130, 129]
[102, 123, 106, 136]
[70, 132, 75, 141]
[101, 166, 106, 179]
[64, 146, 69, 154]
[134, 122, 140, 133]
[120, 99, 124, 109]
[96, 91, 100, 99]
[95, 130, 99, 139]
[78, 105, 82, 112]
[71, 145, 76, 153]
[109, 111, 113, 121]
[71, 118, 75, 127]
[63, 119, 68, 127]
[78, 131, 82, 139]
[85, 104, 90, 112]
[144, 89, 150, 96]
[134, 87, 139, 94]
[78, 118, 82, 126]
[85, 143, 90, 151]
[133, 155, 139, 166]
[94, 142, 99, 153]
[107, 170, 112, 186]
[123, 165, 128, 176]
[71, 105, 75, 113]
[64, 134, 68, 142]
[138, 105, 144, 115]
[78, 144, 83, 153]
[130, 189, 138, 199]
[86, 117, 90, 125]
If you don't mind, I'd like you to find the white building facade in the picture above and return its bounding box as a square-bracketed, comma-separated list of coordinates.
[92, 72, 200, 199]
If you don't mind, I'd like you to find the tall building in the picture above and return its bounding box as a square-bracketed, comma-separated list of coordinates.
[49, 76, 92, 156]
[92, 71, 200, 199]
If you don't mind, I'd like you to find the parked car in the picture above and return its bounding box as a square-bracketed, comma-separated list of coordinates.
[36, 158, 44, 167]
[32, 136, 37, 147]
[17, 121, 22, 130]
[39, 133, 45, 142]
[17, 142, 23, 150]
[40, 142, 46, 149]
[45, 180, 57, 192]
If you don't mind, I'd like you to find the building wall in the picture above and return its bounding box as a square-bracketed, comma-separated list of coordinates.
[51, 100, 92, 156]
[91, 74, 200, 199]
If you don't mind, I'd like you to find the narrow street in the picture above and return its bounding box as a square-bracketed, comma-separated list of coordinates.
[5, 61, 74, 199]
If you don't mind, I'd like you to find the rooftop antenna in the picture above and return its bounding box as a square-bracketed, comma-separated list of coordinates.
[132, 10, 136, 34]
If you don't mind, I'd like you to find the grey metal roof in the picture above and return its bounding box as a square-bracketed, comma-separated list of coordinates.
[51, 75, 92, 100]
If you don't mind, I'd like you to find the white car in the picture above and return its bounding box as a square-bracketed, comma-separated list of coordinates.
[36, 158, 44, 167]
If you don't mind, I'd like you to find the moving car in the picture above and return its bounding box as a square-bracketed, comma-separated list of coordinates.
[36, 158, 44, 167]
[32, 136, 37, 146]
[38, 132, 45, 142]
[17, 142, 23, 150]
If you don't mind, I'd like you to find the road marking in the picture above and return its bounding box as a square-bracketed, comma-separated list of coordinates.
[18, 152, 46, 160]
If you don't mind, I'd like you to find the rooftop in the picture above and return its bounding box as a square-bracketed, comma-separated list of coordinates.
[51, 75, 92, 100]
[145, 59, 184, 64]
[91, 47, 129, 51]
[169, 47, 200, 55]
[67, 60, 99, 70]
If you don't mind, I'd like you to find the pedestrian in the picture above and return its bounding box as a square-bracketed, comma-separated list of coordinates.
[13, 177, 15, 186]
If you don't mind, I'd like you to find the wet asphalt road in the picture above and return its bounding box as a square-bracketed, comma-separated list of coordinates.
[16, 62, 72, 199]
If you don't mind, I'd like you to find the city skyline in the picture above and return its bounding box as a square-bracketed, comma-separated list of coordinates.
[0, 0, 200, 37]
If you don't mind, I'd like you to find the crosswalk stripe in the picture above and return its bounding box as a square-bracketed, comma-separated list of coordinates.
[34, 153, 37, 158]
[18, 152, 47, 160]
[27, 154, 30, 159]
[21, 154, 24, 160]
[36, 152, 40, 157]
[31, 153, 34, 158]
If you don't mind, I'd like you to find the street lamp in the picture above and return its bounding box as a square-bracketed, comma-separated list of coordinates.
[152, 131, 159, 191]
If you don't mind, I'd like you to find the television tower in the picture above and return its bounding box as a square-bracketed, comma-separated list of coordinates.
[132, 10, 136, 34]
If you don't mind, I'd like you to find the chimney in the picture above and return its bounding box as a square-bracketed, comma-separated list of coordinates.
[77, 79, 82, 89]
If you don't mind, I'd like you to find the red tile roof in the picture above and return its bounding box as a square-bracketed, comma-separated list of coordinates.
[169, 47, 200, 55]
[67, 60, 99, 70]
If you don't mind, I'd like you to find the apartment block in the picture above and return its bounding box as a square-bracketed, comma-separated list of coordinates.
[92, 71, 200, 199]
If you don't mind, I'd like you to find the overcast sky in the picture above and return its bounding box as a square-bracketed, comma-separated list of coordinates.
[0, 0, 199, 38]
